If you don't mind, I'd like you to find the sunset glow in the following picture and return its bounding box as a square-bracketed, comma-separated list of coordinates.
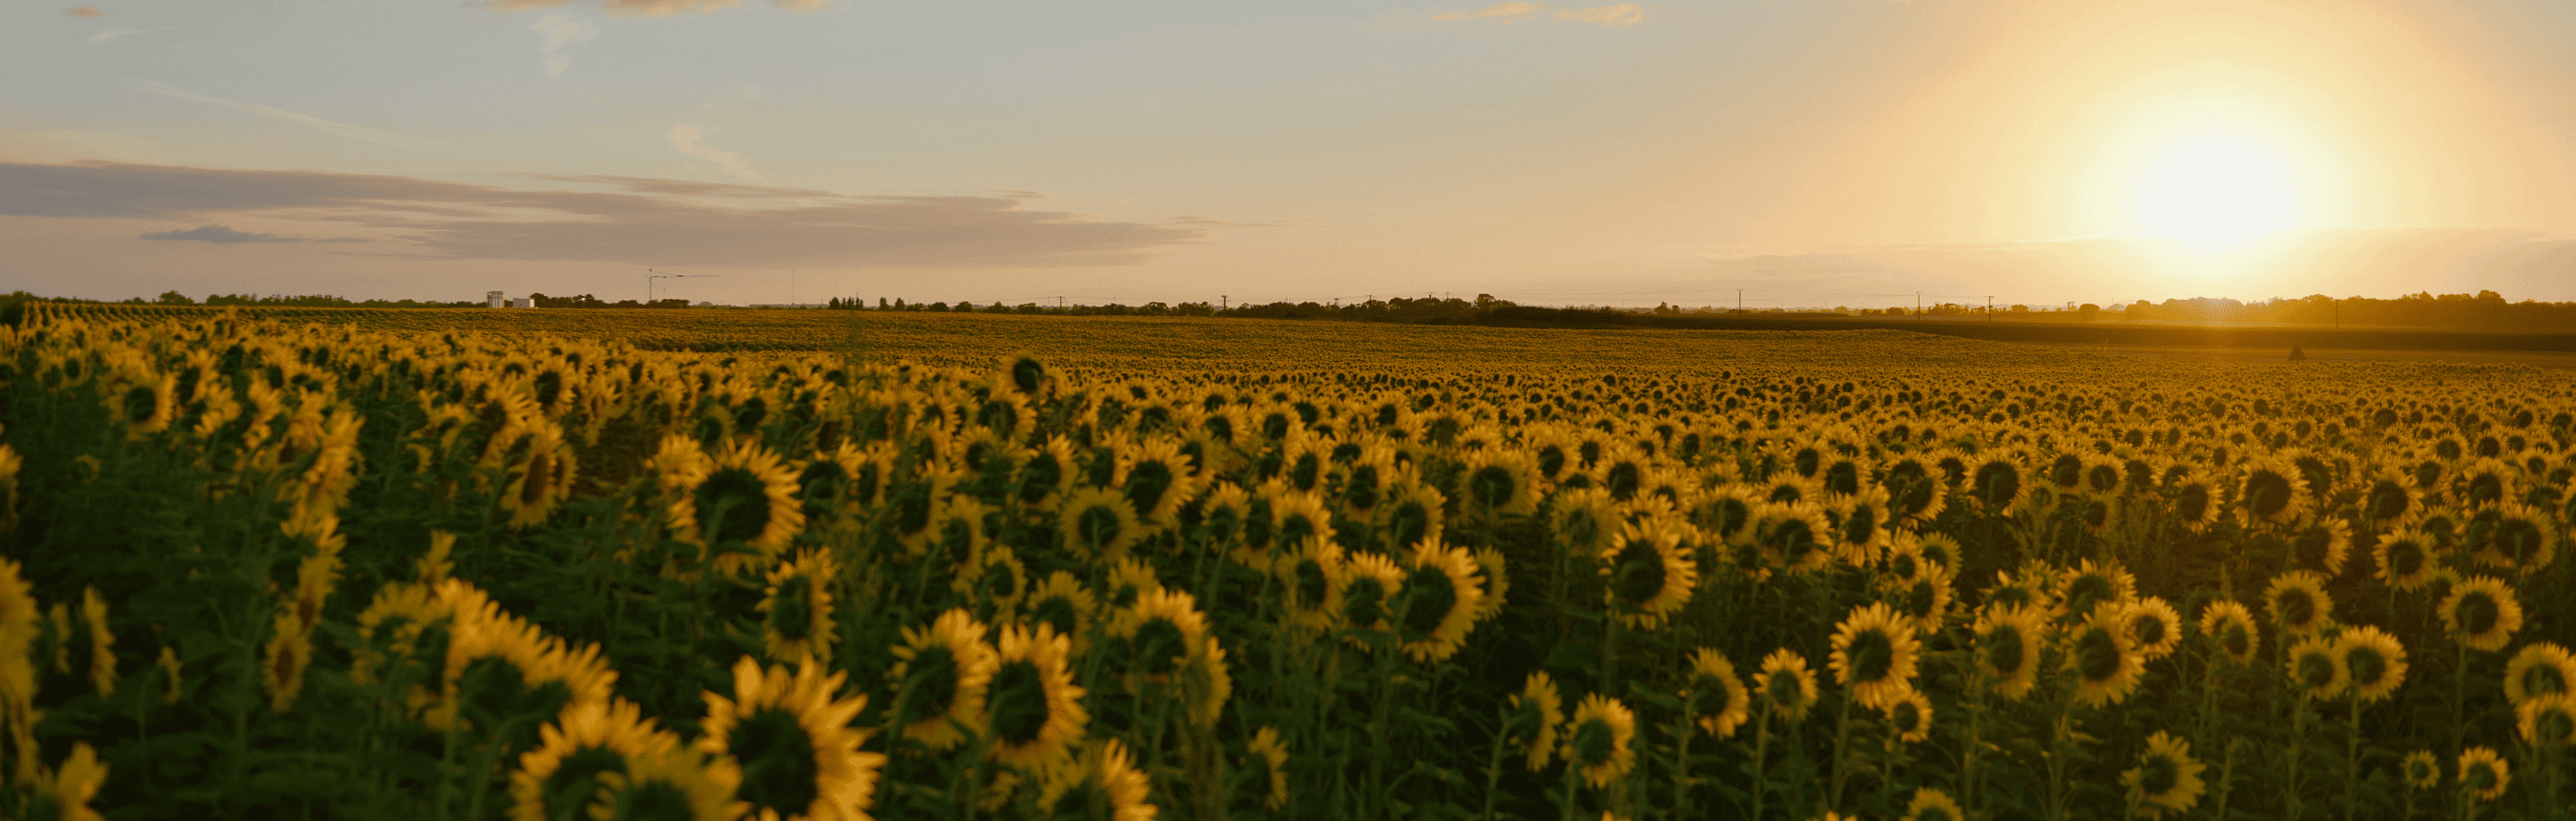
[2133, 134, 2299, 247]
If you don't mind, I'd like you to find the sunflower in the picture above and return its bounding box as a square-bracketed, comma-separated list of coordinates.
[1879, 686, 1933, 744]
[79, 587, 113, 697]
[1377, 479, 1447, 552]
[2517, 692, 2576, 747]
[1884, 563, 1954, 642]
[1470, 546, 1511, 621]
[2066, 603, 2145, 708]
[1902, 788, 1965, 821]
[2236, 455, 2312, 526]
[1690, 484, 1763, 546]
[24, 742, 108, 821]
[2264, 571, 2335, 638]
[1757, 648, 1822, 723]
[2503, 642, 2575, 705]
[2374, 530, 2441, 591]
[1459, 447, 1542, 516]
[2358, 467, 2421, 529]
[922, 495, 991, 570]
[1396, 540, 1486, 663]
[1829, 488, 1894, 566]
[1104, 557, 1164, 611]
[1974, 603, 2046, 701]
[2286, 516, 2353, 578]
[1196, 482, 1261, 565]
[2439, 576, 2523, 651]
[1563, 693, 1638, 790]
[430, 581, 619, 743]
[1270, 487, 1339, 556]
[1829, 602, 1922, 711]
[2197, 600, 2261, 666]
[591, 744, 747, 821]
[1112, 587, 1210, 690]
[2058, 558, 2138, 625]
[888, 609, 997, 752]
[1599, 518, 1698, 630]
[964, 545, 1029, 624]
[1878, 453, 1949, 524]
[497, 422, 579, 531]
[2457, 747, 2508, 802]
[2121, 730, 2208, 819]
[1022, 573, 1098, 658]
[1274, 539, 1346, 633]
[1550, 488, 1621, 559]
[1114, 434, 1202, 526]
[1684, 648, 1752, 739]
[2335, 624, 2408, 703]
[1037, 738, 1156, 821]
[2168, 471, 2221, 533]
[1755, 501, 1838, 576]
[352, 581, 451, 685]
[2285, 635, 2346, 702]
[1014, 436, 1078, 512]
[1508, 671, 1567, 770]
[2123, 597, 2184, 663]
[2401, 749, 2440, 789]
[669, 438, 806, 577]
[509, 698, 682, 821]
[1339, 550, 1407, 648]
[985, 622, 1087, 767]
[1243, 726, 1291, 811]
[2471, 503, 2558, 575]
[1965, 451, 2025, 515]
[1182, 636, 1234, 728]
[1058, 486, 1145, 564]
[262, 611, 315, 715]
[1984, 564, 2060, 619]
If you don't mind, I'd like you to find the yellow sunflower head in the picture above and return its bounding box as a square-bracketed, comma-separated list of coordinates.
[22, 742, 109, 821]
[1902, 787, 1964, 821]
[2439, 576, 2523, 651]
[1058, 486, 1145, 565]
[671, 439, 806, 576]
[1879, 685, 1933, 744]
[1965, 451, 2026, 515]
[2236, 455, 2312, 526]
[1754, 501, 1837, 576]
[1242, 726, 1291, 811]
[1829, 602, 1922, 711]
[1756, 648, 1821, 723]
[1273, 538, 1347, 634]
[1550, 488, 1621, 558]
[1507, 671, 1567, 771]
[2401, 749, 2441, 790]
[2122, 597, 2184, 663]
[1395, 539, 1486, 663]
[2374, 530, 2441, 591]
[1598, 518, 1697, 630]
[2284, 635, 2347, 702]
[2503, 642, 2576, 705]
[1112, 587, 1210, 691]
[1684, 648, 1752, 739]
[2065, 603, 2145, 708]
[508, 698, 681, 821]
[1459, 448, 1542, 516]
[1974, 603, 2046, 702]
[1037, 737, 1156, 821]
[589, 744, 746, 821]
[2457, 746, 2509, 802]
[696, 656, 882, 821]
[2121, 730, 2208, 819]
[1338, 550, 1407, 648]
[758, 550, 839, 668]
[985, 622, 1088, 767]
[1563, 693, 1637, 790]
[2058, 558, 2138, 626]
[2358, 467, 2420, 528]
[2196, 600, 2261, 666]
[2335, 624, 2408, 703]
[889, 609, 998, 752]
[2517, 692, 2576, 747]
[2263, 570, 2335, 638]
[1022, 572, 1098, 659]
[2286, 516, 2354, 578]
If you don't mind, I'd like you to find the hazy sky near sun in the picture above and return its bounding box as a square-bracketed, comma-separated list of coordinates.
[7, 0, 2575, 307]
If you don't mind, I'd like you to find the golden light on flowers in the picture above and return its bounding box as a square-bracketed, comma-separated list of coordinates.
[670, 438, 806, 576]
[1549, 487, 1620, 559]
[2457, 747, 2509, 802]
[79, 586, 113, 696]
[2374, 530, 2440, 591]
[759, 550, 838, 667]
[2058, 558, 2137, 625]
[509, 698, 681, 821]
[1395, 539, 1485, 663]
[984, 621, 1087, 767]
[696, 656, 883, 821]
[2066, 603, 2145, 708]
[1058, 486, 1145, 564]
[2439, 575, 2523, 651]
[1562, 693, 1637, 790]
[2121, 731, 2208, 819]
[429, 580, 618, 744]
[2517, 692, 2576, 747]
[1684, 648, 1752, 739]
[1757, 648, 1821, 723]
[2286, 516, 2352, 578]
[2401, 749, 2440, 790]
[1022, 572, 1097, 658]
[1829, 602, 1921, 711]
[2284, 635, 2346, 702]
[1111, 587, 1210, 688]
[1274, 538, 1345, 633]
[1754, 500, 1837, 576]
[1113, 433, 1201, 525]
[1338, 550, 1406, 644]
[2263, 570, 2334, 638]
[1038, 737, 1156, 821]
[2236, 455, 2311, 526]
[1508, 671, 1566, 771]
[2197, 600, 2260, 665]
[888, 609, 997, 752]
[590, 744, 746, 821]
[2334, 624, 2407, 703]
[1974, 603, 2046, 702]
[1879, 686, 1933, 744]
[1243, 725, 1292, 811]
[25, 741, 109, 821]
[2503, 642, 2576, 705]
[1598, 518, 1697, 630]
[1902, 788, 1964, 821]
[2122, 597, 2183, 663]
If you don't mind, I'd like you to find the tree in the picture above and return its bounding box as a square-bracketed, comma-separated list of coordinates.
[2077, 304, 2100, 320]
[156, 290, 194, 305]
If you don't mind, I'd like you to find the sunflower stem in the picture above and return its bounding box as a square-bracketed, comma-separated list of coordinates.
[2346, 697, 2364, 821]
[1829, 685, 1856, 810]
[1750, 701, 1773, 821]
[2287, 696, 2310, 821]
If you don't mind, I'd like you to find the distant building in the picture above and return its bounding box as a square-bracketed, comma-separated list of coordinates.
[509, 297, 535, 309]
[488, 290, 507, 308]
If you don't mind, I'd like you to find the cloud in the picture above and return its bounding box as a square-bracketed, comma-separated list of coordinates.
[139, 224, 297, 243]
[3, 160, 1202, 268]
[61, 7, 112, 18]
[530, 15, 597, 78]
[1435, 2, 1543, 23]
[1557, 4, 1641, 26]
[85, 27, 168, 43]
[104, 76, 459, 152]
[669, 125, 757, 179]
[482, 0, 822, 17]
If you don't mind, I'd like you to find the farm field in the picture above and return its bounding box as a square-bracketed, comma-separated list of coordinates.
[1, 303, 2571, 821]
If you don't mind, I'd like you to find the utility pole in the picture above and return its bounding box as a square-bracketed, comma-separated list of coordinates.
[1916, 291, 1921, 317]
[1220, 295, 1228, 311]
[1737, 289, 1743, 313]
[2334, 299, 2339, 329]
[1986, 296, 1993, 322]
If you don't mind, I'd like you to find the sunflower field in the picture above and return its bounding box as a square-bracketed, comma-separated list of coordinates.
[0, 302, 2571, 821]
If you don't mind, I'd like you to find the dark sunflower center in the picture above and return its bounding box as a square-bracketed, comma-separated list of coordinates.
[1973, 462, 2021, 508]
[988, 661, 1050, 746]
[940, 519, 976, 567]
[1605, 461, 1643, 501]
[542, 746, 627, 821]
[1016, 455, 1062, 505]
[1890, 700, 1922, 733]
[2075, 627, 2121, 683]
[2246, 471, 2295, 519]
[1846, 631, 1895, 684]
[2279, 592, 2316, 628]
[1888, 464, 1936, 516]
[696, 468, 775, 544]
[1293, 560, 1328, 611]
[1132, 618, 1188, 676]
[1891, 554, 1919, 580]
[1559, 509, 1604, 551]
[1385, 501, 1434, 549]
[1983, 624, 2026, 675]
[1075, 505, 1124, 553]
[1399, 566, 1460, 636]
[2367, 482, 2411, 521]
[1124, 460, 1175, 515]
[1902, 580, 1937, 621]
[1764, 671, 1802, 705]
[2294, 528, 2335, 568]
[2518, 663, 2566, 698]
[1468, 465, 1519, 509]
[2139, 754, 2180, 796]
[2388, 541, 2425, 578]
[1823, 460, 1862, 496]
[1289, 453, 1321, 492]
[1610, 540, 1668, 606]
[611, 779, 699, 821]
[900, 647, 961, 721]
[2296, 653, 2337, 690]
[1032, 598, 1079, 640]
[2130, 613, 2167, 648]
[730, 707, 821, 815]
[1343, 578, 1388, 629]
[2050, 454, 2085, 488]
[767, 580, 814, 642]
[124, 386, 160, 424]
[1341, 465, 1381, 511]
[2065, 576, 2114, 619]
[978, 561, 1020, 600]
[2456, 594, 2499, 636]
[2347, 646, 2387, 688]
[2465, 764, 2498, 792]
[1688, 674, 1732, 719]
[1569, 719, 1614, 767]
[2220, 624, 2252, 659]
[1773, 520, 1819, 563]
[1842, 506, 1879, 546]
[1279, 514, 1319, 550]
[2177, 485, 2211, 519]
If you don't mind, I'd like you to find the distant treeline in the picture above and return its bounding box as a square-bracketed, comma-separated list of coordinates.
[2115, 291, 2576, 331]
[825, 294, 1512, 322]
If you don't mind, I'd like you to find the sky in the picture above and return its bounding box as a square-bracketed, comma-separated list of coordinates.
[6, 0, 2575, 309]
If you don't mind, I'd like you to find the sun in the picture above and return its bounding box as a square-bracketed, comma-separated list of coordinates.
[2132, 134, 2297, 247]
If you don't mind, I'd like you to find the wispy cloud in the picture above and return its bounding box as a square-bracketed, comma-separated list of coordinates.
[669, 125, 757, 179]
[139, 224, 296, 243]
[483, 0, 822, 17]
[1557, 4, 1641, 27]
[61, 7, 112, 18]
[105, 77, 459, 152]
[5, 160, 1199, 267]
[85, 27, 170, 44]
[1435, 2, 1543, 24]
[530, 14, 597, 78]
